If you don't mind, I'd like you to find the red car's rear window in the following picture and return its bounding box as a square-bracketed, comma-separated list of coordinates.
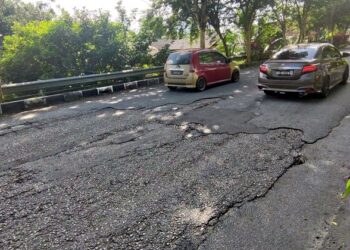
[166, 52, 191, 65]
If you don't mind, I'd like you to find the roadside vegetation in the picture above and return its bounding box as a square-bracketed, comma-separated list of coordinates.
[0, 0, 349, 83]
[344, 178, 350, 199]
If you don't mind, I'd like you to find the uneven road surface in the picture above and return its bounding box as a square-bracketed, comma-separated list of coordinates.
[1, 62, 350, 249]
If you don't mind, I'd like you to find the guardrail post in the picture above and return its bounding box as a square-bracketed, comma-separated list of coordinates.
[0, 84, 4, 103]
[0, 85, 3, 115]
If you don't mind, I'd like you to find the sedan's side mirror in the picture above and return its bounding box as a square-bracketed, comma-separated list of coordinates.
[342, 52, 350, 58]
[226, 58, 232, 64]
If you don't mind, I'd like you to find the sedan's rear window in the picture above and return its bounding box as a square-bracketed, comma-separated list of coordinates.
[272, 46, 318, 60]
[166, 52, 191, 65]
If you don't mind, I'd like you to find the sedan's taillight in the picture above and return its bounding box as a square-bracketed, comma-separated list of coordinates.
[260, 64, 268, 74]
[302, 64, 318, 74]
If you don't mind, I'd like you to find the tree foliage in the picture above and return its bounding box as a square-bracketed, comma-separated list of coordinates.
[343, 178, 350, 199]
[128, 13, 166, 66]
[0, 0, 55, 46]
[268, 0, 292, 45]
[229, 0, 268, 64]
[152, 0, 211, 48]
[152, 0, 350, 64]
[0, 12, 131, 82]
[1, 0, 350, 83]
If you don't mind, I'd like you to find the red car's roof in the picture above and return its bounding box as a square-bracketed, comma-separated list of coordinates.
[172, 48, 217, 54]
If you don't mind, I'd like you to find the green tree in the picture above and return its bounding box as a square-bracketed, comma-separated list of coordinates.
[268, 0, 293, 46]
[296, 0, 349, 43]
[216, 30, 243, 57]
[115, 0, 137, 39]
[0, 11, 132, 82]
[207, 0, 231, 56]
[0, 0, 55, 46]
[334, 0, 350, 34]
[326, 0, 350, 43]
[129, 14, 166, 66]
[230, 0, 267, 65]
[292, 0, 319, 43]
[152, 0, 210, 48]
[0, 20, 78, 82]
[254, 14, 282, 60]
[152, 44, 171, 66]
[73, 10, 129, 73]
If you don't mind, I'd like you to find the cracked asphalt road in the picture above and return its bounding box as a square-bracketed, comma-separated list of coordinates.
[1, 61, 350, 249]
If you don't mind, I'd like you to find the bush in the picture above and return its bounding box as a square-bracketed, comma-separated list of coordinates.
[333, 33, 350, 47]
[0, 14, 131, 83]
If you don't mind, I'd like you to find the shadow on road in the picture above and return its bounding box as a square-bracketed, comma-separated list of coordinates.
[262, 82, 348, 103]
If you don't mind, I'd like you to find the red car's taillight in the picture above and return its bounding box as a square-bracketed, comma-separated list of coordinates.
[302, 64, 318, 74]
[189, 64, 195, 73]
[164, 67, 168, 77]
[260, 64, 268, 74]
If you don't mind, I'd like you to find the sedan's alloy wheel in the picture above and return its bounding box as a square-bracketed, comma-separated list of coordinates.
[341, 67, 349, 85]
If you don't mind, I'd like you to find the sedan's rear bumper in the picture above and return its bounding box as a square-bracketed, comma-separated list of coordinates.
[257, 84, 320, 94]
[258, 72, 323, 93]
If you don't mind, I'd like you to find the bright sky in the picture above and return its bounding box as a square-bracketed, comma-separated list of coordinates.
[24, 0, 151, 28]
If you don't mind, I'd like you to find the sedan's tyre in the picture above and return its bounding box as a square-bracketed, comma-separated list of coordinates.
[231, 70, 240, 82]
[264, 90, 275, 96]
[168, 86, 177, 91]
[196, 78, 207, 92]
[340, 67, 349, 85]
[320, 77, 330, 98]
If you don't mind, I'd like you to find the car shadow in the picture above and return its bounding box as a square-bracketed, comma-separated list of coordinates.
[170, 81, 237, 93]
[263, 82, 347, 103]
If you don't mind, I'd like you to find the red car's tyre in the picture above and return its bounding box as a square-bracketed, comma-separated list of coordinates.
[196, 78, 207, 92]
[231, 70, 240, 83]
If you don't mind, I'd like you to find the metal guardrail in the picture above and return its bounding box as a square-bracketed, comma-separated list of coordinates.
[0, 66, 164, 102]
[0, 55, 248, 102]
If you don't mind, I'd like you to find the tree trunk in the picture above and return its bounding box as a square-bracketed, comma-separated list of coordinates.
[281, 23, 287, 46]
[199, 0, 207, 49]
[216, 29, 229, 56]
[272, 6, 287, 46]
[244, 28, 252, 65]
[222, 35, 229, 57]
[329, 6, 335, 43]
[200, 27, 206, 49]
[297, 20, 305, 43]
[295, 1, 308, 43]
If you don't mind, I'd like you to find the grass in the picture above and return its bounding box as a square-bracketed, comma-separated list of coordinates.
[342, 178, 350, 199]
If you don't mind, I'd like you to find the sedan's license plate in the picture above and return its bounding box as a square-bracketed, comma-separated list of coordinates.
[276, 70, 293, 76]
[171, 70, 183, 75]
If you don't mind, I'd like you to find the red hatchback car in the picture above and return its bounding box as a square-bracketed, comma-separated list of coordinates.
[164, 49, 240, 91]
